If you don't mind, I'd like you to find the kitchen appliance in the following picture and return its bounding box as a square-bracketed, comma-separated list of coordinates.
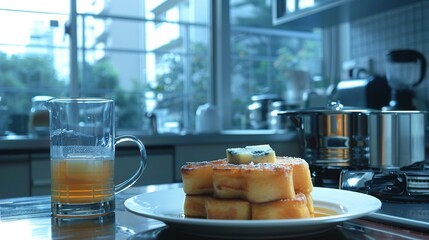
[288, 106, 429, 206]
[279, 101, 426, 169]
[335, 75, 391, 110]
[248, 94, 282, 129]
[340, 160, 429, 202]
[383, 49, 427, 110]
[268, 100, 298, 131]
[368, 110, 426, 169]
[278, 101, 372, 168]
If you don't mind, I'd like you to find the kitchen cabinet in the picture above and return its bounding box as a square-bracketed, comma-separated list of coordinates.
[115, 147, 175, 186]
[30, 153, 50, 196]
[272, 0, 423, 29]
[0, 154, 31, 198]
[0, 147, 175, 198]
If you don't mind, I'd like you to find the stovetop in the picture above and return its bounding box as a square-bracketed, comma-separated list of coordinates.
[367, 201, 429, 232]
[340, 160, 429, 202]
[310, 160, 429, 232]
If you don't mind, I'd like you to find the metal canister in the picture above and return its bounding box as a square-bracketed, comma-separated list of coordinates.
[248, 94, 282, 129]
[368, 110, 426, 168]
[268, 100, 299, 131]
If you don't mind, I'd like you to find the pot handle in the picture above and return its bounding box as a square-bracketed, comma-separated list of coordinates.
[289, 115, 302, 130]
[275, 111, 302, 130]
[327, 100, 344, 110]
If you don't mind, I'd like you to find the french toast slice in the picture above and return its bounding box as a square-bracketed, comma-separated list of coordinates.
[205, 197, 251, 220]
[212, 163, 295, 203]
[226, 144, 276, 164]
[276, 156, 313, 194]
[251, 193, 311, 220]
[181, 159, 227, 195]
[305, 193, 315, 217]
[184, 195, 210, 218]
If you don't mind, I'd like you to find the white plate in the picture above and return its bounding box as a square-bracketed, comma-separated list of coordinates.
[124, 187, 381, 239]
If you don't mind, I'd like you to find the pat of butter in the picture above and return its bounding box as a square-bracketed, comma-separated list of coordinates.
[226, 144, 276, 164]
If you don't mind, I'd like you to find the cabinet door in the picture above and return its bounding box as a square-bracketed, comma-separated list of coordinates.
[0, 154, 30, 198]
[116, 148, 174, 186]
[30, 153, 51, 196]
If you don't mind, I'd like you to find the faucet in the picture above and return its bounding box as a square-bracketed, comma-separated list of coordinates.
[145, 112, 158, 134]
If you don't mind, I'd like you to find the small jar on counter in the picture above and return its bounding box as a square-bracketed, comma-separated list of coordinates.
[28, 96, 52, 137]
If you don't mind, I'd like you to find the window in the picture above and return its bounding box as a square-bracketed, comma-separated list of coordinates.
[76, 0, 211, 133]
[0, 0, 211, 135]
[228, 0, 322, 129]
[0, 0, 70, 134]
[0, 0, 322, 136]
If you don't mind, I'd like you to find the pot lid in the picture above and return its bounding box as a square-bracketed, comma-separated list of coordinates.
[251, 94, 282, 102]
[277, 100, 372, 115]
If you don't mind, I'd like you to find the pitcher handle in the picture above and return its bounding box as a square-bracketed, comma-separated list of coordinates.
[114, 135, 147, 193]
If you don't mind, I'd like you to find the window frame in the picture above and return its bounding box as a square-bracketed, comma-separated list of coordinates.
[210, 0, 232, 129]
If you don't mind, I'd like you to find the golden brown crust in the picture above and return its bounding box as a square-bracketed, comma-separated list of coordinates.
[276, 156, 313, 194]
[205, 197, 251, 220]
[181, 159, 227, 195]
[181, 155, 314, 220]
[304, 193, 314, 217]
[184, 195, 210, 218]
[212, 163, 295, 203]
[251, 193, 311, 219]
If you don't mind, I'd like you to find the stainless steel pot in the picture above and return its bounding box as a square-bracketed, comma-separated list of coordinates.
[248, 94, 282, 129]
[277, 101, 426, 168]
[268, 100, 299, 131]
[369, 110, 425, 168]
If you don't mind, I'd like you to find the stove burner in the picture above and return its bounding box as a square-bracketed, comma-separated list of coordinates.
[338, 160, 429, 202]
[407, 175, 429, 194]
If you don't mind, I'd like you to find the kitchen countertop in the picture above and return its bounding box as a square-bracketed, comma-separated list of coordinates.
[1, 183, 429, 239]
[0, 129, 297, 151]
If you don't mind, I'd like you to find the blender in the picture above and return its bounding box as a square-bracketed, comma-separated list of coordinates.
[383, 49, 427, 110]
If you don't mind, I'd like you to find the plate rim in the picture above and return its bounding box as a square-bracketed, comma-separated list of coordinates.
[124, 187, 382, 228]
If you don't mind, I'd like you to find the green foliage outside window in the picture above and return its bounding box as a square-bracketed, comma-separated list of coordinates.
[0, 52, 66, 113]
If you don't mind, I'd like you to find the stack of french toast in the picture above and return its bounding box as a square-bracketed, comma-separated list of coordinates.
[180, 144, 314, 220]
